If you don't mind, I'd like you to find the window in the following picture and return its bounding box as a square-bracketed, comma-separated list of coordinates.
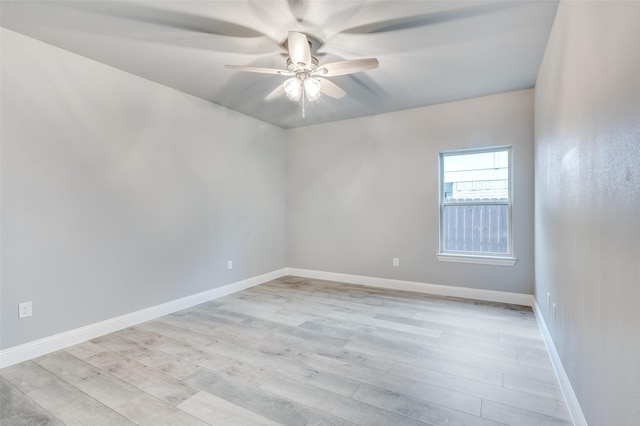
[438, 146, 516, 266]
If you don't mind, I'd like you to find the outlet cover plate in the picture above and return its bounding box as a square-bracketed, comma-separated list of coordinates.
[19, 301, 33, 319]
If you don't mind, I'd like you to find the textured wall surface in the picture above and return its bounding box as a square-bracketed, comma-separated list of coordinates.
[535, 2, 640, 424]
[287, 90, 535, 294]
[1, 29, 287, 350]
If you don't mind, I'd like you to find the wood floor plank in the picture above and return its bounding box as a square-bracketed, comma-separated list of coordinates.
[25, 376, 134, 426]
[351, 382, 506, 426]
[1, 361, 58, 394]
[0, 276, 572, 425]
[173, 308, 392, 372]
[144, 315, 362, 397]
[259, 375, 429, 426]
[214, 301, 310, 327]
[502, 373, 565, 401]
[115, 393, 208, 426]
[178, 391, 283, 426]
[301, 316, 433, 355]
[83, 350, 200, 406]
[389, 360, 572, 420]
[34, 352, 142, 409]
[390, 356, 504, 387]
[134, 321, 339, 386]
[90, 333, 201, 381]
[183, 367, 345, 426]
[346, 337, 557, 386]
[481, 400, 573, 426]
[64, 341, 108, 360]
[0, 377, 62, 426]
[304, 351, 483, 415]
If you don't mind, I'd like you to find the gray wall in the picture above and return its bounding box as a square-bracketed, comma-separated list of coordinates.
[535, 2, 640, 424]
[1, 29, 287, 350]
[287, 90, 535, 294]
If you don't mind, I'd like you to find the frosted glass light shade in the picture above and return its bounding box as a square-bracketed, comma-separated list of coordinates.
[304, 78, 321, 101]
[284, 78, 302, 101]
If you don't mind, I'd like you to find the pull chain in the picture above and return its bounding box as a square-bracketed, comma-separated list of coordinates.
[301, 81, 306, 118]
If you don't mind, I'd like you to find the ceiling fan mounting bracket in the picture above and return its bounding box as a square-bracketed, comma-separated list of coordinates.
[281, 32, 324, 55]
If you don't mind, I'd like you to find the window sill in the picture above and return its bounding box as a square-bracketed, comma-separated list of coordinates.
[437, 253, 518, 267]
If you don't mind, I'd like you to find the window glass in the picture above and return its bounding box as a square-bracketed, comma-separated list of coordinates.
[442, 150, 509, 201]
[440, 148, 511, 256]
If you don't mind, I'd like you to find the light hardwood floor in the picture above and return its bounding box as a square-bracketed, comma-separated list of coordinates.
[1, 276, 572, 425]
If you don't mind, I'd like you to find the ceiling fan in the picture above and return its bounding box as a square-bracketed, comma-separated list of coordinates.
[225, 31, 379, 117]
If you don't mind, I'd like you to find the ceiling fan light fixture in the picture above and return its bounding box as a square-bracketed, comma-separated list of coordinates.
[226, 31, 378, 115]
[304, 78, 321, 101]
[284, 77, 302, 101]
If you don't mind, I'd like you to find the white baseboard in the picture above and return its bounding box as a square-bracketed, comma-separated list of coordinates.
[0, 268, 288, 369]
[286, 268, 535, 307]
[533, 301, 588, 426]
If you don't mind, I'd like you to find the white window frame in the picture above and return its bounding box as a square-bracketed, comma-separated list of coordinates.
[437, 145, 517, 266]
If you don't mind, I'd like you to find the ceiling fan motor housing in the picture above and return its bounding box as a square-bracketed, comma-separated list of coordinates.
[286, 56, 319, 74]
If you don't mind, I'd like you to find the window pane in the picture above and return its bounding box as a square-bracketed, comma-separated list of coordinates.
[443, 204, 509, 254]
[443, 150, 509, 201]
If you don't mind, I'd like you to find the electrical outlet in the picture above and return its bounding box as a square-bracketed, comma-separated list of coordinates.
[227, 260, 233, 270]
[18, 301, 32, 319]
[552, 303, 557, 321]
[393, 258, 399, 267]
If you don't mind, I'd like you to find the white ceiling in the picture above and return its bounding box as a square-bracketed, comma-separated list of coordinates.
[1, 1, 558, 128]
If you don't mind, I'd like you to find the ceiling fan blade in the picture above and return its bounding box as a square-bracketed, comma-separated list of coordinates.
[265, 84, 286, 100]
[154, 35, 281, 55]
[62, 2, 266, 38]
[288, 31, 311, 66]
[287, 0, 309, 22]
[317, 58, 379, 77]
[225, 65, 290, 75]
[341, 3, 518, 34]
[317, 78, 346, 99]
